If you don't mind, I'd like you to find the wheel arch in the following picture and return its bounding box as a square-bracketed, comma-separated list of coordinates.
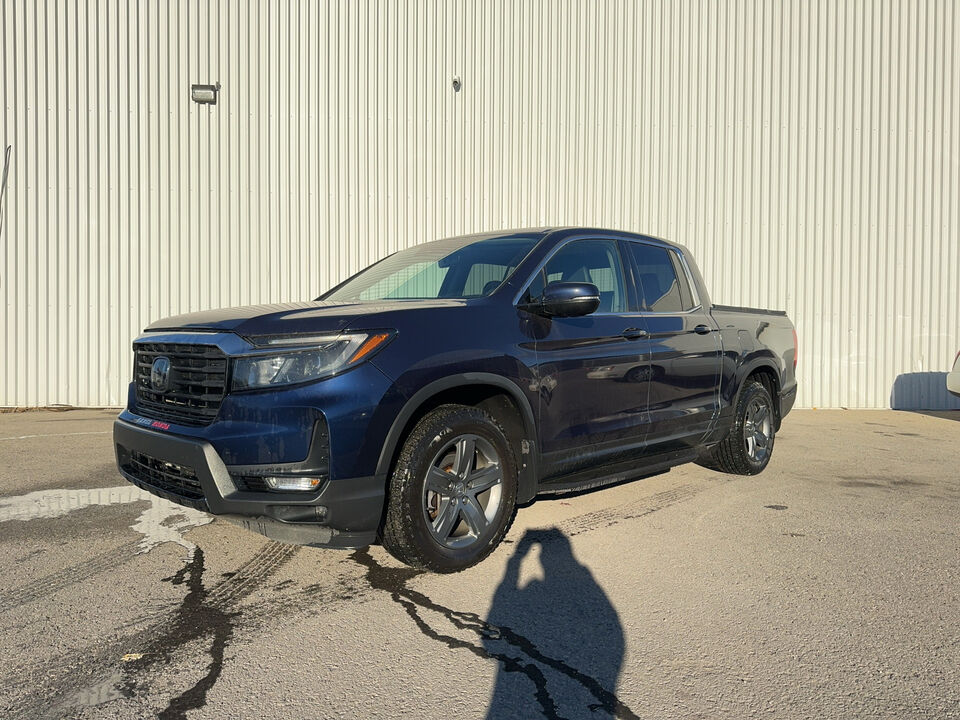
[739, 360, 783, 429]
[376, 374, 541, 504]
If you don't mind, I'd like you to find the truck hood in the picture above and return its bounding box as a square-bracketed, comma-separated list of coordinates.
[144, 299, 469, 338]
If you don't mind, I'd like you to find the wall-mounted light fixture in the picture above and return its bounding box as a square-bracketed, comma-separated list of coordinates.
[452, 75, 462, 92]
[191, 83, 220, 105]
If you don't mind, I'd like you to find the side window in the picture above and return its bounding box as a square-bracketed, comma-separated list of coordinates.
[668, 251, 697, 309]
[625, 243, 695, 313]
[528, 239, 627, 313]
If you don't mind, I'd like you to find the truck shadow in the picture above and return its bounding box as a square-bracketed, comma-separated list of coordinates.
[483, 528, 635, 720]
[891, 372, 960, 411]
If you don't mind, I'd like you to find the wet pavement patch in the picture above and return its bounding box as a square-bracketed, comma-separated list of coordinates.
[0, 485, 212, 554]
[74, 670, 129, 709]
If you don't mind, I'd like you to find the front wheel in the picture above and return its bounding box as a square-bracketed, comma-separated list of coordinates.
[382, 404, 518, 572]
[697, 379, 776, 475]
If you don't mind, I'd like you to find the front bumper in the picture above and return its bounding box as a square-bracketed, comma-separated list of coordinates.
[114, 419, 383, 548]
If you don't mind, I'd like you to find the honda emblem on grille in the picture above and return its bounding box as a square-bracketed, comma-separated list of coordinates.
[151, 356, 171, 393]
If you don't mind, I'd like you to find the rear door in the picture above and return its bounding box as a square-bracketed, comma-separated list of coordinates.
[523, 237, 650, 479]
[622, 240, 722, 451]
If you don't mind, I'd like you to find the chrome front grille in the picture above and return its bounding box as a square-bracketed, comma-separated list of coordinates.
[134, 342, 227, 426]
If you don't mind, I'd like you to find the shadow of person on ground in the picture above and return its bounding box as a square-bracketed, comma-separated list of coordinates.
[483, 528, 636, 720]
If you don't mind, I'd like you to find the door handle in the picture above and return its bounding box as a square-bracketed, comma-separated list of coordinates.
[694, 324, 714, 335]
[622, 327, 649, 340]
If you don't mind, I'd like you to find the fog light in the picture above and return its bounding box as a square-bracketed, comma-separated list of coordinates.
[264, 476, 323, 491]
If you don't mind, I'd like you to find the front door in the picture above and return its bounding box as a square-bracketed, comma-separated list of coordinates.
[523, 237, 650, 479]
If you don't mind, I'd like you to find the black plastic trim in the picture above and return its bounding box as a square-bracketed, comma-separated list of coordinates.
[113, 419, 385, 544]
[537, 448, 696, 495]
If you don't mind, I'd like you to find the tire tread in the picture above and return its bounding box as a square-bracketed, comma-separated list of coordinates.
[697, 380, 774, 475]
[382, 404, 517, 572]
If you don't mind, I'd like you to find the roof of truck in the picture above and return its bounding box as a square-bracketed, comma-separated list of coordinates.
[437, 226, 680, 249]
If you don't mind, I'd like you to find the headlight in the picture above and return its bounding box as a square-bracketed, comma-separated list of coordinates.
[232, 331, 393, 391]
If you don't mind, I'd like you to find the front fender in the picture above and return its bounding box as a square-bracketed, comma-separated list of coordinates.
[373, 372, 541, 504]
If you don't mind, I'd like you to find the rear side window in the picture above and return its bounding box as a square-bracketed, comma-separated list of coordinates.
[527, 239, 627, 313]
[625, 243, 696, 312]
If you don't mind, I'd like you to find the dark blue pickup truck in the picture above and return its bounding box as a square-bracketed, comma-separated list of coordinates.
[115, 228, 797, 571]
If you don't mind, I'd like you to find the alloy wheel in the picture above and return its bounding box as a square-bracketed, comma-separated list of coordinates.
[743, 397, 773, 462]
[422, 434, 504, 549]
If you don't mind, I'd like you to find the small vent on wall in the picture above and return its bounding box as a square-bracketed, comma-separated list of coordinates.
[191, 83, 220, 105]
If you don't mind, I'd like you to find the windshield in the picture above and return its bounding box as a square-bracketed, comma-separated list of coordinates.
[323, 234, 540, 301]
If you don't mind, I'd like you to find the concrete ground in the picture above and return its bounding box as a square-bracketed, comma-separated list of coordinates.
[0, 408, 958, 720]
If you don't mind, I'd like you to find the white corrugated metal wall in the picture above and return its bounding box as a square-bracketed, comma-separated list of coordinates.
[1, 0, 958, 409]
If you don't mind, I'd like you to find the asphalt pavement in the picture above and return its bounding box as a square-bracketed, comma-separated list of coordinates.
[1, 408, 958, 719]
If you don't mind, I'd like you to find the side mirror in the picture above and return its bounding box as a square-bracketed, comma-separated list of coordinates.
[531, 282, 601, 317]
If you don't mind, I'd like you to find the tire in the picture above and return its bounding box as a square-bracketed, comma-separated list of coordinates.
[381, 404, 518, 572]
[697, 379, 776, 475]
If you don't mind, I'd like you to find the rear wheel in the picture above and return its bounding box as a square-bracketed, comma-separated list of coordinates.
[697, 379, 775, 475]
[382, 404, 518, 572]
